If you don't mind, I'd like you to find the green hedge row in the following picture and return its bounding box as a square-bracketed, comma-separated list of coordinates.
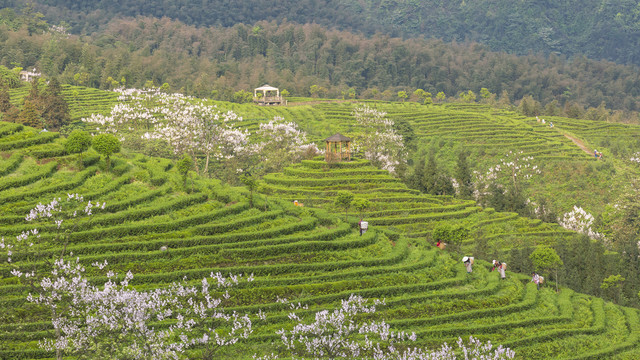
[0, 236, 405, 305]
[263, 174, 401, 187]
[8, 215, 315, 270]
[369, 196, 444, 205]
[0, 166, 96, 206]
[0, 218, 333, 293]
[0, 243, 431, 316]
[0, 131, 59, 151]
[368, 207, 478, 226]
[2, 192, 208, 246]
[0, 161, 57, 192]
[0, 122, 23, 137]
[261, 183, 417, 197]
[120, 237, 408, 287]
[191, 210, 283, 236]
[502, 297, 605, 348]
[283, 166, 389, 178]
[0, 152, 23, 176]
[229, 254, 461, 316]
[564, 307, 640, 360]
[220, 230, 377, 259]
[0, 173, 134, 221]
[300, 159, 371, 169]
[27, 145, 67, 159]
[367, 201, 476, 218]
[394, 282, 538, 329]
[473, 212, 520, 227]
[33, 202, 251, 245]
[382, 272, 501, 310]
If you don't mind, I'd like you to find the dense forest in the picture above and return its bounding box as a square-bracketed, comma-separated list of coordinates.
[2, 10, 640, 121]
[7, 0, 640, 66]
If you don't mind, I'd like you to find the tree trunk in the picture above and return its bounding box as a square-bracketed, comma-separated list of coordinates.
[191, 151, 201, 175]
[204, 151, 210, 177]
[53, 308, 62, 360]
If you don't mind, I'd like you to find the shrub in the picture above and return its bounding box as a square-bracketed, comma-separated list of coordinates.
[65, 130, 92, 167]
[92, 134, 121, 171]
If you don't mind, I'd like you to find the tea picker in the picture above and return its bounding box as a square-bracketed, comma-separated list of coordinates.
[462, 256, 474, 274]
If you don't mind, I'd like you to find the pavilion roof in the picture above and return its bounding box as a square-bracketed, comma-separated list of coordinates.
[324, 133, 352, 142]
[255, 84, 279, 91]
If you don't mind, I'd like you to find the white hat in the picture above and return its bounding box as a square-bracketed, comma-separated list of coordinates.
[462, 256, 469, 262]
[492, 260, 497, 265]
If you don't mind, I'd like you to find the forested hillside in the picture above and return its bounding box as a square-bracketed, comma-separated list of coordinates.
[2, 13, 640, 120]
[13, 0, 640, 66]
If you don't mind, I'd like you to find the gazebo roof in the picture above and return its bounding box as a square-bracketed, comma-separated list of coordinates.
[255, 84, 279, 91]
[324, 133, 352, 142]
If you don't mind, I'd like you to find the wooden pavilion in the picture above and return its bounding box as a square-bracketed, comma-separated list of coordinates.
[324, 133, 351, 162]
[253, 84, 286, 106]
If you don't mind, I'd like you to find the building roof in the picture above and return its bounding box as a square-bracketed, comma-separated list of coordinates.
[324, 133, 352, 142]
[255, 84, 279, 91]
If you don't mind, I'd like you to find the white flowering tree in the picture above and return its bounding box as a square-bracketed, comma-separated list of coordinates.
[258, 294, 515, 360]
[83, 88, 250, 177]
[0, 194, 105, 360]
[1, 195, 255, 359]
[352, 105, 406, 175]
[559, 206, 605, 241]
[82, 88, 159, 136]
[473, 151, 541, 211]
[27, 258, 254, 360]
[0, 194, 105, 281]
[255, 116, 319, 174]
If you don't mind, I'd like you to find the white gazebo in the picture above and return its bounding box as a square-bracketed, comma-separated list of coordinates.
[19, 68, 41, 82]
[253, 84, 286, 105]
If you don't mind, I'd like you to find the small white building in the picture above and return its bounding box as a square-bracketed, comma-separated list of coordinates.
[253, 84, 286, 106]
[19, 68, 41, 82]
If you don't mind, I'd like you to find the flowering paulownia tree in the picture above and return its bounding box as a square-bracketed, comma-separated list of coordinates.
[84, 89, 319, 181]
[559, 205, 605, 241]
[0, 194, 105, 360]
[352, 105, 406, 175]
[255, 116, 319, 174]
[0, 194, 105, 279]
[254, 294, 515, 360]
[473, 151, 542, 212]
[1, 194, 257, 360]
[27, 258, 255, 360]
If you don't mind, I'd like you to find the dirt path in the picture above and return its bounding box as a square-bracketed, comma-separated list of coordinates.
[564, 133, 593, 155]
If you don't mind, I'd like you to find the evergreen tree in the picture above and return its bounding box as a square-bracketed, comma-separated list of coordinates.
[17, 100, 43, 128]
[422, 151, 438, 194]
[434, 173, 455, 196]
[0, 86, 10, 113]
[455, 150, 473, 199]
[487, 182, 505, 211]
[409, 153, 426, 191]
[25, 78, 42, 106]
[41, 78, 70, 130]
[620, 238, 640, 307]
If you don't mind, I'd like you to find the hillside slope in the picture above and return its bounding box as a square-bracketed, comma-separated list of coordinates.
[1, 122, 640, 359]
[27, 0, 640, 66]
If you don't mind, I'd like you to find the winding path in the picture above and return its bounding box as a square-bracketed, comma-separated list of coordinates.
[563, 133, 593, 155]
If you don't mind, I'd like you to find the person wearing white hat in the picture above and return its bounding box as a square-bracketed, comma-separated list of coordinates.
[463, 257, 472, 274]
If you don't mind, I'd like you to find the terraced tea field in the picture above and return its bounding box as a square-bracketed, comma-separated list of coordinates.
[4, 85, 640, 358]
[260, 158, 578, 256]
[2, 122, 639, 358]
[9, 84, 120, 123]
